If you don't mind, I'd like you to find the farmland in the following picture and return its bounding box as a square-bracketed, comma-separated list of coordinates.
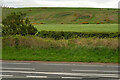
[2, 7, 119, 63]
[34, 24, 118, 32]
[2, 7, 118, 24]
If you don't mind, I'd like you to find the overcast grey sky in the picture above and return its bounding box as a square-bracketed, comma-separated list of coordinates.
[2, 0, 119, 8]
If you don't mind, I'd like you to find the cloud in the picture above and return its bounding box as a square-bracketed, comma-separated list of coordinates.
[2, 0, 119, 8]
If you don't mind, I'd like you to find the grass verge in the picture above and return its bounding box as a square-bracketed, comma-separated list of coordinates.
[3, 46, 118, 63]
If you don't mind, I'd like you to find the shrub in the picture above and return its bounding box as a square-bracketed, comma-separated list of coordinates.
[2, 12, 38, 36]
[40, 22, 44, 24]
[32, 23, 38, 24]
[82, 22, 89, 24]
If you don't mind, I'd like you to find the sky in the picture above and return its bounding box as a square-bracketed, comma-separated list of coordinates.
[2, 0, 120, 8]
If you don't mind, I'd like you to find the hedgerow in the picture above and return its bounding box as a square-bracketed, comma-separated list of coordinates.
[37, 31, 119, 39]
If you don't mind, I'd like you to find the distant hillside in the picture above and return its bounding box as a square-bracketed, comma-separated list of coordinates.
[2, 7, 118, 24]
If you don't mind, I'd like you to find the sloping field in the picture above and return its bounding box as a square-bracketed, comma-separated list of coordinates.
[2, 7, 118, 24]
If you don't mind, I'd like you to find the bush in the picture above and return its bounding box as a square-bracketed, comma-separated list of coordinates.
[82, 22, 89, 24]
[2, 12, 38, 36]
[37, 31, 119, 40]
[40, 22, 44, 24]
[32, 23, 38, 24]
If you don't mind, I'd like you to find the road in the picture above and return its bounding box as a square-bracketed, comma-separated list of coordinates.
[1, 61, 120, 80]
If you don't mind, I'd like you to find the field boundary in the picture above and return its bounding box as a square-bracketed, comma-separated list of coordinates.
[37, 31, 119, 39]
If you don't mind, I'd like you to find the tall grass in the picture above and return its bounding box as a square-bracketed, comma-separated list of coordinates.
[3, 35, 118, 49]
[3, 35, 68, 48]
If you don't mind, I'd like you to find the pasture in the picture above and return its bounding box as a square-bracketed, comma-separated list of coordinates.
[2, 7, 118, 24]
[34, 24, 118, 32]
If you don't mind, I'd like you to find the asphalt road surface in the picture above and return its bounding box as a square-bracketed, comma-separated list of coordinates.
[1, 61, 120, 80]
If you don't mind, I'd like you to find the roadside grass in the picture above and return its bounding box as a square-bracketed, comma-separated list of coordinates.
[3, 46, 118, 63]
[34, 24, 118, 32]
[3, 35, 118, 49]
[2, 35, 118, 63]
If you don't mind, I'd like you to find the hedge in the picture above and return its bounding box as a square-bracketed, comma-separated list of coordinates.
[37, 31, 119, 39]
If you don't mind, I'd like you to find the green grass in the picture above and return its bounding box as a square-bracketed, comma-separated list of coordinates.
[2, 46, 118, 63]
[2, 7, 118, 24]
[2, 35, 118, 63]
[35, 24, 118, 32]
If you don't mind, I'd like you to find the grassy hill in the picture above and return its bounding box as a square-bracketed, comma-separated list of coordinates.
[2, 7, 118, 24]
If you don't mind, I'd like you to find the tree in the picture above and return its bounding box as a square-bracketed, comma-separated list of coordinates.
[2, 12, 37, 36]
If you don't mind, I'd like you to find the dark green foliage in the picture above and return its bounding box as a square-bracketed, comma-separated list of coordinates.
[2, 12, 38, 36]
[37, 31, 119, 39]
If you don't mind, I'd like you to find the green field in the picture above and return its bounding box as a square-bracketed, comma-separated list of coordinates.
[35, 24, 118, 32]
[2, 7, 118, 24]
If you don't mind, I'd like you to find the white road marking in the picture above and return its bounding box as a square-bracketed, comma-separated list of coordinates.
[62, 77, 83, 79]
[1, 70, 118, 78]
[40, 63, 103, 66]
[0, 75, 13, 77]
[72, 70, 119, 73]
[106, 65, 119, 67]
[40, 63, 118, 67]
[2, 62, 118, 67]
[3, 67, 35, 70]
[26, 76, 47, 78]
[2, 62, 31, 64]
